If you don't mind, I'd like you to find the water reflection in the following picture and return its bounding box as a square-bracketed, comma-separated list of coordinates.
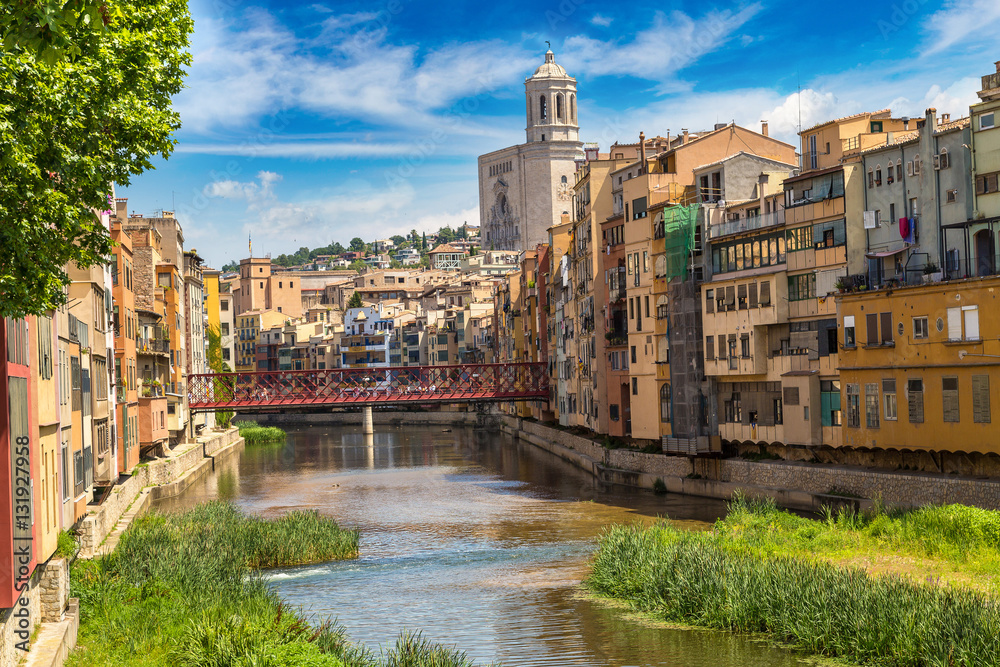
[155, 425, 815, 666]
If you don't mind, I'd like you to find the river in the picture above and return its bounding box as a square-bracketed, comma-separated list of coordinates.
[155, 424, 818, 666]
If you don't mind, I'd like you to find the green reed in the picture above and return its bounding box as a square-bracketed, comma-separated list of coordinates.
[69, 501, 492, 667]
[236, 420, 288, 446]
[588, 496, 1000, 667]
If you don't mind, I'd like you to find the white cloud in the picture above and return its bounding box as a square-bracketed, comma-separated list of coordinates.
[561, 6, 762, 88]
[923, 0, 1000, 54]
[204, 171, 282, 204]
[590, 14, 613, 27]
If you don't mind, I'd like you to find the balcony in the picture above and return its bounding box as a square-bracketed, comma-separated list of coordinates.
[136, 336, 169, 356]
[138, 396, 168, 450]
[982, 72, 1000, 96]
[709, 210, 785, 239]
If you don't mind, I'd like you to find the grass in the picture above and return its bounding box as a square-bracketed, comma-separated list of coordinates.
[68, 501, 493, 667]
[587, 494, 1000, 666]
[236, 421, 288, 446]
[55, 530, 78, 559]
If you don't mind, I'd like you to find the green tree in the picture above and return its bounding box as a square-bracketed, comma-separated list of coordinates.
[221, 261, 239, 273]
[437, 226, 455, 243]
[330, 241, 345, 255]
[348, 259, 368, 273]
[390, 234, 405, 247]
[410, 229, 419, 244]
[349, 237, 365, 252]
[0, 0, 193, 318]
[205, 323, 233, 427]
[347, 291, 363, 309]
[421, 232, 427, 250]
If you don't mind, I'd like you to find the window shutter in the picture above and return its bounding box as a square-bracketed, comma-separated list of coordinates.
[973, 375, 991, 424]
[737, 284, 747, 309]
[749, 283, 758, 308]
[977, 175, 986, 195]
[964, 307, 979, 340]
[719, 335, 727, 359]
[947, 307, 962, 341]
[725, 286, 736, 308]
[880, 312, 893, 343]
[942, 377, 960, 422]
[866, 313, 879, 345]
[706, 336, 715, 359]
[783, 386, 800, 406]
[759, 280, 771, 306]
[705, 290, 714, 314]
[907, 379, 924, 423]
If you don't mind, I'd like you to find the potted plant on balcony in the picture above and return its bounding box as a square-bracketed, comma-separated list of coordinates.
[922, 263, 943, 283]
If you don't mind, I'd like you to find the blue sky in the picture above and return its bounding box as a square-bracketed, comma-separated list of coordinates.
[118, 0, 1000, 269]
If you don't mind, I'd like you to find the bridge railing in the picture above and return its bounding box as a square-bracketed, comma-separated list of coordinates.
[187, 362, 548, 410]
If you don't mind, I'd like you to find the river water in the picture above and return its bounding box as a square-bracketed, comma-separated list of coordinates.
[156, 424, 816, 666]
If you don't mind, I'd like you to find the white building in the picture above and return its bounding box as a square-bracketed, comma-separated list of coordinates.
[341, 306, 394, 369]
[478, 49, 584, 252]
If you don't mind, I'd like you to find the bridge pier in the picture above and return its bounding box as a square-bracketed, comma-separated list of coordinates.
[363, 406, 374, 434]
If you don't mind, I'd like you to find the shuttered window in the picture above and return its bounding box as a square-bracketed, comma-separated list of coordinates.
[725, 286, 736, 309]
[880, 312, 893, 344]
[706, 336, 715, 360]
[907, 378, 924, 423]
[964, 306, 980, 340]
[705, 289, 714, 314]
[759, 280, 771, 306]
[846, 383, 860, 427]
[749, 283, 758, 308]
[947, 307, 962, 341]
[719, 335, 727, 359]
[866, 313, 879, 345]
[737, 284, 748, 309]
[783, 386, 800, 405]
[942, 377, 960, 422]
[972, 375, 991, 424]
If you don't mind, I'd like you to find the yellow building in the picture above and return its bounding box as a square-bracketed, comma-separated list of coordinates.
[235, 310, 285, 372]
[838, 276, 1000, 457]
[31, 314, 61, 561]
[968, 60, 1000, 274]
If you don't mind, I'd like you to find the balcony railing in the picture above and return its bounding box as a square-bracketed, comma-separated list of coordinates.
[709, 210, 785, 239]
[136, 337, 169, 354]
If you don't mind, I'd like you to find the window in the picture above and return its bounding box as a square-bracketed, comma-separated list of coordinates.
[609, 404, 619, 421]
[875, 165, 882, 186]
[740, 333, 750, 358]
[865, 383, 880, 428]
[907, 378, 924, 423]
[896, 161, 902, 181]
[788, 273, 816, 301]
[631, 346, 637, 364]
[728, 337, 737, 370]
[706, 336, 715, 360]
[975, 172, 1000, 195]
[981, 112, 995, 131]
[883, 379, 897, 421]
[737, 284, 748, 309]
[632, 378, 638, 395]
[821, 380, 841, 426]
[660, 384, 671, 422]
[942, 377, 960, 422]
[973, 375, 991, 424]
[705, 289, 714, 314]
[868, 168, 874, 189]
[913, 316, 928, 339]
[718, 335, 727, 360]
[939, 149, 950, 170]
[880, 312, 893, 344]
[773, 397, 783, 424]
[846, 383, 860, 427]
[946, 189, 958, 203]
[947, 306, 980, 340]
[786, 227, 811, 252]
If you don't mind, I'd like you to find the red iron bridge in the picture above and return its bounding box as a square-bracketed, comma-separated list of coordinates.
[187, 362, 548, 412]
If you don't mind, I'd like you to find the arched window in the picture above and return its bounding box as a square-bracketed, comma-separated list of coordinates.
[660, 383, 672, 423]
[875, 165, 882, 186]
[539, 95, 547, 121]
[556, 93, 565, 122]
[896, 160, 903, 181]
[561, 175, 567, 184]
[940, 148, 950, 169]
[914, 154, 921, 174]
[570, 94, 576, 122]
[867, 167, 874, 189]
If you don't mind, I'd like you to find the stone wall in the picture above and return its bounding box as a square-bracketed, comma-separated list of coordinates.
[502, 415, 1000, 511]
[78, 427, 241, 558]
[0, 569, 41, 666]
[36, 559, 70, 623]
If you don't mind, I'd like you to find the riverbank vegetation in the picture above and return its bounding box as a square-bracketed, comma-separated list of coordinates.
[588, 495, 1000, 666]
[237, 421, 287, 446]
[70, 502, 492, 666]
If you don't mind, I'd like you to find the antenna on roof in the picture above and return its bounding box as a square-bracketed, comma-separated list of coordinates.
[545, 40, 551, 50]
[797, 75, 802, 135]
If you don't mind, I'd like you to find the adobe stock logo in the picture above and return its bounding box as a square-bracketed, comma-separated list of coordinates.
[876, 0, 931, 40]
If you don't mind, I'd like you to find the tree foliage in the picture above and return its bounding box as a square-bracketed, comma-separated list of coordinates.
[346, 291, 363, 309]
[349, 237, 365, 252]
[0, 0, 193, 318]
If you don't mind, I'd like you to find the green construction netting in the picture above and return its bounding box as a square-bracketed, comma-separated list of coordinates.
[663, 205, 699, 281]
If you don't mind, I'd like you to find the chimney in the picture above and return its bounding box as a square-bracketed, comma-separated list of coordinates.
[761, 120, 769, 137]
[901, 116, 909, 130]
[639, 131, 646, 166]
[682, 128, 689, 144]
[941, 113, 950, 123]
[995, 60, 1000, 73]
[925, 107, 938, 133]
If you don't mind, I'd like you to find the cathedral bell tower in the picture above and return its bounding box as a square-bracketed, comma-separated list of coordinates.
[525, 49, 579, 144]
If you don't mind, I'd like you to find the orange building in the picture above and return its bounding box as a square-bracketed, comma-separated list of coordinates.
[111, 218, 140, 473]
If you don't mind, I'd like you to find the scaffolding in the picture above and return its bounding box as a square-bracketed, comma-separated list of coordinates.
[662, 204, 699, 281]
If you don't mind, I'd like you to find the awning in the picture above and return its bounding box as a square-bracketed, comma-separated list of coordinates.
[865, 247, 907, 259]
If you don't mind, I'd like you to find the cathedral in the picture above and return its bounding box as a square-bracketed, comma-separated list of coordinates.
[478, 50, 584, 252]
